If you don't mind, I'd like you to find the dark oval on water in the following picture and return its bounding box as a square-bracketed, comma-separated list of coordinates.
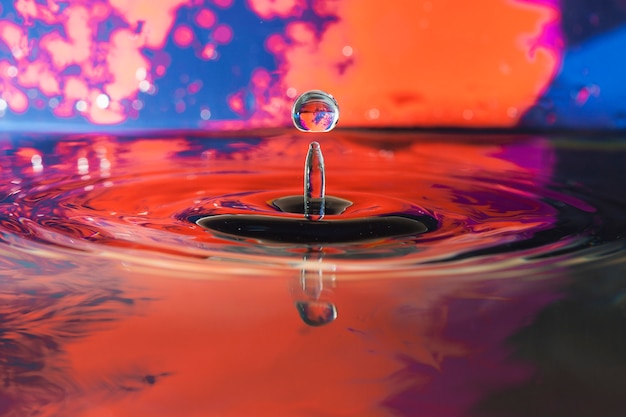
[196, 214, 430, 244]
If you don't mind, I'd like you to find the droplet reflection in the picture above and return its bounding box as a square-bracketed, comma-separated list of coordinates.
[295, 300, 337, 327]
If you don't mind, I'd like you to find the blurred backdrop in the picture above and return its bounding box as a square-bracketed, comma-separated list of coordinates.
[0, 0, 623, 131]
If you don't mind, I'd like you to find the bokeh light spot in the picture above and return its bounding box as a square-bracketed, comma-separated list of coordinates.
[213, 24, 233, 44]
[173, 25, 194, 47]
[195, 9, 216, 28]
[96, 94, 110, 109]
[368, 108, 380, 120]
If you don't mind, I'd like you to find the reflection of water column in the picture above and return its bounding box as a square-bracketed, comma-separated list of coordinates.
[293, 249, 337, 327]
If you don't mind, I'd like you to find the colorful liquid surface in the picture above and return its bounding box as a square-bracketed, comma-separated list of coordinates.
[0, 130, 624, 416]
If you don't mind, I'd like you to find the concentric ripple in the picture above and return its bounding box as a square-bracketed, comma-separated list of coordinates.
[0, 130, 623, 275]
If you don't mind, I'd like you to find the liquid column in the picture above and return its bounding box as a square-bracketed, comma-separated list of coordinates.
[304, 141, 325, 221]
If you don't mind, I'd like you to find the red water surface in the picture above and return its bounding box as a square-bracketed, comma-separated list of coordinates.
[0, 130, 565, 416]
[0, 246, 560, 417]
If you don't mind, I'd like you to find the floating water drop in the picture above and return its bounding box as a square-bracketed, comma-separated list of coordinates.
[304, 141, 325, 221]
[292, 90, 339, 132]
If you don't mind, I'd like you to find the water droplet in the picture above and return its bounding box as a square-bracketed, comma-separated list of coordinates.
[295, 300, 337, 326]
[292, 90, 339, 132]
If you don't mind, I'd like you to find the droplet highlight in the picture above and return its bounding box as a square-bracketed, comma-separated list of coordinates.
[292, 90, 339, 132]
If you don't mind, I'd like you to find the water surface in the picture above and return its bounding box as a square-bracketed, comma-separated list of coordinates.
[0, 129, 624, 416]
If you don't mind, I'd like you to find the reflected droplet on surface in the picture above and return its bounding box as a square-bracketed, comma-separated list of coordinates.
[295, 300, 337, 326]
[292, 90, 339, 132]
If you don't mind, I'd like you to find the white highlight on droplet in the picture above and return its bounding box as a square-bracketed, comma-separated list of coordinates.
[6, 66, 17, 77]
[342, 45, 353, 57]
[96, 93, 110, 109]
[48, 98, 59, 109]
[0, 99, 7, 111]
[76, 100, 87, 112]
